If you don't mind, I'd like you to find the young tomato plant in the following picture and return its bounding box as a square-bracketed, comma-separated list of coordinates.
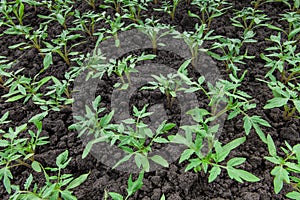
[231, 7, 270, 32]
[0, 119, 49, 194]
[188, 0, 231, 31]
[154, 0, 181, 21]
[170, 108, 260, 183]
[260, 33, 300, 83]
[208, 30, 256, 77]
[182, 71, 271, 143]
[103, 13, 131, 48]
[265, 134, 300, 199]
[260, 76, 300, 120]
[37, 1, 74, 29]
[107, 53, 156, 90]
[141, 59, 191, 108]
[173, 23, 218, 68]
[0, 0, 26, 26]
[41, 30, 83, 66]
[107, 171, 144, 200]
[122, 0, 150, 22]
[2, 69, 52, 104]
[7, 24, 48, 54]
[100, 0, 124, 13]
[70, 97, 174, 172]
[10, 150, 90, 200]
[134, 18, 175, 54]
[71, 10, 103, 38]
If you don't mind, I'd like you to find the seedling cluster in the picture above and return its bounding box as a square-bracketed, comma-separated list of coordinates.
[0, 0, 299, 199]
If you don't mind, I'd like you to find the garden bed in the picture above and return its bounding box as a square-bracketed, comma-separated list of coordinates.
[0, 0, 300, 199]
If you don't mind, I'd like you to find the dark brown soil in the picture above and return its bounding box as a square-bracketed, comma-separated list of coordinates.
[0, 0, 299, 199]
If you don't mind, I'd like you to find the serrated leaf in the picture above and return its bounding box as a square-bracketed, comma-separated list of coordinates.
[67, 173, 89, 190]
[179, 149, 194, 163]
[286, 191, 300, 200]
[227, 157, 246, 167]
[264, 97, 289, 109]
[243, 116, 252, 135]
[5, 94, 24, 102]
[109, 192, 123, 200]
[150, 155, 169, 168]
[43, 53, 53, 70]
[24, 174, 33, 190]
[267, 135, 277, 157]
[293, 100, 300, 113]
[208, 166, 221, 183]
[288, 27, 300, 40]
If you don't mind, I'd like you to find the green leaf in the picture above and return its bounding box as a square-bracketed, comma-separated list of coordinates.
[293, 100, 300, 114]
[264, 97, 289, 109]
[160, 194, 166, 200]
[43, 53, 53, 70]
[82, 141, 94, 159]
[0, 140, 9, 147]
[24, 174, 33, 190]
[67, 173, 89, 190]
[150, 155, 169, 168]
[31, 161, 42, 172]
[61, 190, 77, 200]
[3, 174, 11, 194]
[266, 24, 284, 32]
[243, 116, 252, 135]
[267, 135, 277, 157]
[271, 166, 290, 194]
[286, 191, 300, 200]
[253, 123, 267, 143]
[5, 94, 24, 102]
[227, 157, 246, 167]
[56, 150, 70, 169]
[127, 171, 144, 197]
[113, 154, 132, 169]
[288, 27, 300, 40]
[208, 166, 221, 183]
[227, 167, 260, 183]
[216, 137, 246, 162]
[179, 149, 194, 163]
[109, 192, 124, 200]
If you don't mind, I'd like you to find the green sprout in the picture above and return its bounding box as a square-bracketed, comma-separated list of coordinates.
[0, 0, 25, 26]
[2, 69, 52, 103]
[182, 71, 271, 143]
[37, 1, 74, 30]
[265, 134, 300, 198]
[71, 10, 103, 38]
[7, 24, 48, 54]
[100, 0, 123, 13]
[260, 76, 300, 120]
[134, 18, 175, 54]
[260, 33, 300, 83]
[41, 30, 83, 66]
[170, 109, 260, 183]
[10, 150, 90, 199]
[231, 7, 270, 31]
[188, 0, 231, 31]
[173, 23, 217, 68]
[208, 30, 257, 77]
[122, 0, 151, 22]
[154, 0, 181, 21]
[103, 13, 131, 48]
[106, 171, 144, 200]
[141, 59, 191, 108]
[0, 119, 49, 194]
[107, 53, 156, 90]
